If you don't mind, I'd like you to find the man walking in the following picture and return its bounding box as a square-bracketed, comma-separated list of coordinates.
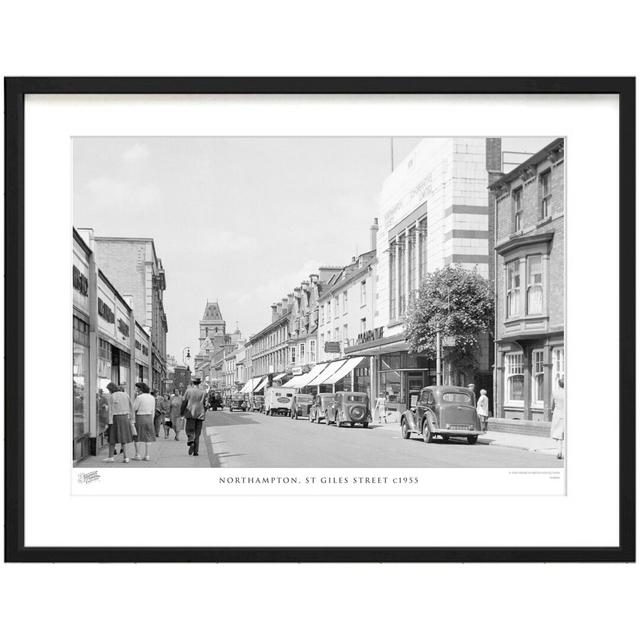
[183, 377, 207, 456]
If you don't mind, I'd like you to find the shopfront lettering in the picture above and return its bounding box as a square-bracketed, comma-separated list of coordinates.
[73, 266, 88, 296]
[98, 298, 115, 324]
[357, 327, 384, 344]
[118, 318, 130, 337]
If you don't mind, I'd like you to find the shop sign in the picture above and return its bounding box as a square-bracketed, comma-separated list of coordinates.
[357, 327, 384, 344]
[118, 319, 130, 338]
[73, 266, 88, 296]
[292, 366, 303, 375]
[98, 298, 115, 324]
[324, 341, 341, 353]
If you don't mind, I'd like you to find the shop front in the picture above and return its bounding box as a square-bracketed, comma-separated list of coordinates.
[135, 322, 151, 385]
[73, 232, 92, 462]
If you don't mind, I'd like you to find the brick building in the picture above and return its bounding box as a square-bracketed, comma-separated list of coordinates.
[489, 138, 565, 431]
[81, 232, 168, 393]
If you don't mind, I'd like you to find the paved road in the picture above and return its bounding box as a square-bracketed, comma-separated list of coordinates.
[204, 409, 563, 468]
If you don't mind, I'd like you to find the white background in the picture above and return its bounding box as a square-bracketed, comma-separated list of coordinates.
[1, 2, 638, 640]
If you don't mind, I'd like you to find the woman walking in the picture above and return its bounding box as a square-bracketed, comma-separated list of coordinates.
[476, 389, 490, 432]
[132, 382, 156, 461]
[551, 376, 566, 460]
[374, 393, 387, 424]
[104, 382, 134, 463]
[168, 391, 184, 440]
[183, 377, 206, 456]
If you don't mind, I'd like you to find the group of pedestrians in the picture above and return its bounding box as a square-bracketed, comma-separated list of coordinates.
[102, 380, 201, 463]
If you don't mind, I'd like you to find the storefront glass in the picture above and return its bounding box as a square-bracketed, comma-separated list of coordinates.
[73, 317, 90, 440]
[354, 365, 370, 395]
[97, 338, 113, 441]
[119, 350, 131, 388]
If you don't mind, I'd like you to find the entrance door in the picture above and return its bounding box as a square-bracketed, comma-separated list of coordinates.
[407, 373, 424, 409]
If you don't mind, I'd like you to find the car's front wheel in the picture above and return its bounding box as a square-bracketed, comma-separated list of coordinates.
[401, 419, 410, 439]
[467, 435, 478, 445]
[423, 419, 434, 443]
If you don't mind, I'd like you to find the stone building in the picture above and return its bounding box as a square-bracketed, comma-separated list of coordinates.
[489, 138, 564, 432]
[80, 231, 168, 393]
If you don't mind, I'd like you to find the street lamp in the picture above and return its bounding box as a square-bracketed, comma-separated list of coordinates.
[182, 346, 191, 369]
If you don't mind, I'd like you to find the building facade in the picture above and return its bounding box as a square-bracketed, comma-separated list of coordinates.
[489, 138, 565, 430]
[344, 139, 501, 418]
[80, 232, 168, 393]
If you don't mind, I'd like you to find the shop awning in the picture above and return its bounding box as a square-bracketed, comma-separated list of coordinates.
[283, 363, 328, 388]
[322, 357, 364, 385]
[239, 380, 252, 393]
[309, 359, 350, 386]
[273, 372, 287, 381]
[282, 375, 305, 388]
[254, 376, 268, 392]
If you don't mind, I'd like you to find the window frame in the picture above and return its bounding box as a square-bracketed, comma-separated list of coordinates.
[540, 169, 552, 219]
[505, 259, 521, 319]
[531, 348, 545, 407]
[526, 254, 544, 316]
[504, 351, 525, 407]
[512, 187, 523, 232]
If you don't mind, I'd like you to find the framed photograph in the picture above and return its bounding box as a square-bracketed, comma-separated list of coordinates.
[5, 77, 635, 562]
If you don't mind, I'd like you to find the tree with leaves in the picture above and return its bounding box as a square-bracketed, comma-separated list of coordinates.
[405, 265, 494, 380]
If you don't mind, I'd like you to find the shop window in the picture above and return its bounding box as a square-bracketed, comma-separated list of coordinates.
[505, 352, 524, 405]
[73, 343, 89, 439]
[527, 255, 544, 315]
[552, 347, 565, 391]
[506, 260, 521, 318]
[532, 349, 544, 406]
[512, 188, 523, 232]
[540, 170, 552, 218]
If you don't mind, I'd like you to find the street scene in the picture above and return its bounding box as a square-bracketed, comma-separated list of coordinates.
[73, 136, 565, 470]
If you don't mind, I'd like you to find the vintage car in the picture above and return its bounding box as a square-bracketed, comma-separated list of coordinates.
[290, 393, 314, 420]
[326, 391, 371, 428]
[309, 393, 336, 424]
[250, 395, 264, 412]
[206, 391, 223, 411]
[264, 387, 295, 416]
[400, 385, 483, 444]
[229, 393, 247, 412]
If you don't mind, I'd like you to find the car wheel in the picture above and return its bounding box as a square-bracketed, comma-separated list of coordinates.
[442, 435, 450, 442]
[401, 419, 410, 439]
[467, 435, 478, 445]
[363, 422, 369, 428]
[423, 419, 434, 443]
[350, 421, 355, 427]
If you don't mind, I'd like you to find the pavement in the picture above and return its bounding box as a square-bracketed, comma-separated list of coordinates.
[370, 421, 560, 456]
[75, 428, 213, 468]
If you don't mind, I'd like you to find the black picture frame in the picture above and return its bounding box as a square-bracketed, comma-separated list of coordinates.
[4, 77, 635, 563]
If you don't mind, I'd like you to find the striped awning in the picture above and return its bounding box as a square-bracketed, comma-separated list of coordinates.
[254, 376, 268, 392]
[308, 359, 349, 386]
[322, 357, 364, 385]
[283, 362, 328, 388]
[273, 372, 287, 381]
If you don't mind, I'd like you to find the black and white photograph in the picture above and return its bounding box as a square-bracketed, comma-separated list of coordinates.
[72, 135, 566, 473]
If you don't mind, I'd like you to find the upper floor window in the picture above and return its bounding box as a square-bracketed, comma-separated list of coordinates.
[290, 346, 296, 363]
[343, 291, 348, 313]
[512, 188, 523, 232]
[334, 296, 339, 318]
[540, 170, 552, 219]
[360, 317, 366, 334]
[309, 340, 316, 363]
[506, 260, 521, 318]
[360, 280, 366, 306]
[299, 343, 305, 362]
[526, 255, 543, 315]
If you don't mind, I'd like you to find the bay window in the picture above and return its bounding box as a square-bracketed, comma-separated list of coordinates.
[526, 255, 543, 315]
[506, 260, 521, 318]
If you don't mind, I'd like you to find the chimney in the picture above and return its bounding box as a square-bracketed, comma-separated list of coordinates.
[370, 217, 379, 252]
[309, 274, 319, 284]
[282, 297, 289, 313]
[271, 303, 278, 322]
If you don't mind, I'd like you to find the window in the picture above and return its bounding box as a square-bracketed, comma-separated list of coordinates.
[552, 347, 565, 391]
[360, 317, 366, 334]
[532, 349, 544, 406]
[398, 235, 406, 315]
[527, 255, 543, 315]
[299, 343, 305, 362]
[540, 170, 552, 218]
[334, 296, 339, 318]
[343, 291, 348, 313]
[418, 217, 428, 284]
[505, 352, 524, 404]
[360, 280, 366, 306]
[513, 188, 523, 232]
[319, 305, 324, 325]
[389, 241, 397, 319]
[290, 346, 296, 363]
[506, 260, 521, 318]
[309, 340, 316, 363]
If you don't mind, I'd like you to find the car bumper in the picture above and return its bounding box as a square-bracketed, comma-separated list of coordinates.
[434, 427, 482, 436]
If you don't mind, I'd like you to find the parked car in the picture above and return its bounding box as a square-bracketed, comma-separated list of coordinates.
[400, 385, 482, 444]
[309, 393, 336, 424]
[264, 387, 294, 416]
[250, 395, 264, 412]
[207, 391, 223, 411]
[327, 391, 371, 428]
[229, 393, 247, 412]
[290, 393, 314, 420]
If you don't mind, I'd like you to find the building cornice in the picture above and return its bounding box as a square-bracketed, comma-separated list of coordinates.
[495, 232, 554, 256]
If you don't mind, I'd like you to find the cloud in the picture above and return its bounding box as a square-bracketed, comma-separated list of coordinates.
[122, 143, 150, 164]
[84, 176, 161, 213]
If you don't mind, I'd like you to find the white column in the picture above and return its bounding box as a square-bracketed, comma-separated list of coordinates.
[394, 235, 400, 319]
[403, 232, 410, 312]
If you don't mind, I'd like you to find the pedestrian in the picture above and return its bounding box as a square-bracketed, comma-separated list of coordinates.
[132, 382, 156, 461]
[183, 377, 206, 456]
[476, 389, 489, 432]
[152, 390, 169, 437]
[168, 390, 184, 441]
[374, 392, 387, 424]
[467, 383, 476, 404]
[161, 393, 172, 438]
[551, 376, 565, 460]
[103, 382, 134, 463]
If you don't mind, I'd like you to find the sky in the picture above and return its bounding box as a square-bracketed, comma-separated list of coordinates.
[73, 136, 554, 360]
